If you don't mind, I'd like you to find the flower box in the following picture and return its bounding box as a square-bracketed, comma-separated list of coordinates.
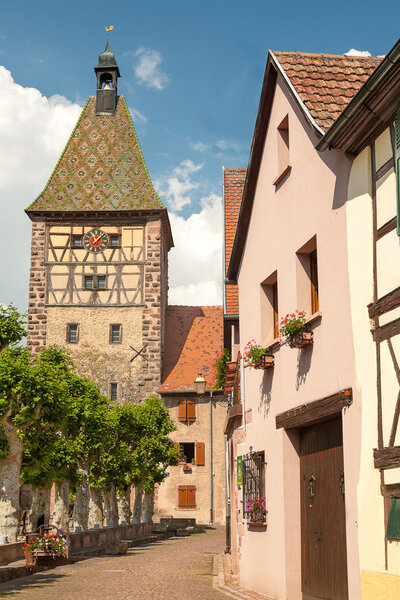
[289, 331, 313, 348]
[182, 464, 192, 472]
[255, 354, 274, 369]
[249, 517, 267, 525]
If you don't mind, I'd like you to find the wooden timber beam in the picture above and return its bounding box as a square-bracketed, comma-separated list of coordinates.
[372, 317, 400, 343]
[275, 389, 352, 430]
[374, 446, 400, 470]
[368, 286, 400, 318]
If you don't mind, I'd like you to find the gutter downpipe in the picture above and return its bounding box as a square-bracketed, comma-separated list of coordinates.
[210, 388, 214, 524]
[316, 43, 400, 152]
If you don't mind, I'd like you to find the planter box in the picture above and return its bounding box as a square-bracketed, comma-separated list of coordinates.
[289, 331, 313, 348]
[182, 464, 192, 472]
[26, 550, 69, 567]
[254, 355, 274, 369]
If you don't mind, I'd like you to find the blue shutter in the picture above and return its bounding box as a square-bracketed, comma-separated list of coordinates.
[394, 110, 400, 236]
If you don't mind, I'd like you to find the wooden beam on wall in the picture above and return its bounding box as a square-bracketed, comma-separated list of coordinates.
[372, 318, 400, 343]
[368, 286, 400, 318]
[275, 389, 352, 430]
[374, 446, 400, 469]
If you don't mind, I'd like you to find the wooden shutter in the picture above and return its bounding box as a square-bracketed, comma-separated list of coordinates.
[272, 282, 279, 339]
[395, 110, 400, 236]
[178, 400, 187, 422]
[178, 486, 187, 508]
[195, 442, 205, 466]
[186, 399, 196, 422]
[187, 486, 196, 509]
[310, 249, 319, 314]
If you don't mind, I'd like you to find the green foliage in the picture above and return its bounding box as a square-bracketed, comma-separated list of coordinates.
[211, 347, 231, 389]
[0, 304, 26, 350]
[243, 340, 270, 368]
[278, 310, 306, 343]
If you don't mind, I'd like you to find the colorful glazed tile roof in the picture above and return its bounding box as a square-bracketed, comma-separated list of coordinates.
[27, 96, 165, 212]
[272, 51, 383, 132]
[224, 168, 246, 315]
[159, 306, 223, 393]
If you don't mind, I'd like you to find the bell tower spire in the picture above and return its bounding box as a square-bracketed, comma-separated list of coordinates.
[94, 27, 121, 116]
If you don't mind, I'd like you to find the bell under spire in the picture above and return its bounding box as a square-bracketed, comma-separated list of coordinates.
[94, 27, 121, 116]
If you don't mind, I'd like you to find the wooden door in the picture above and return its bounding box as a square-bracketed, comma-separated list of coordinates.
[300, 418, 348, 600]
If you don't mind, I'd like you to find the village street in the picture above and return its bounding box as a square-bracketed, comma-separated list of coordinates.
[0, 527, 229, 600]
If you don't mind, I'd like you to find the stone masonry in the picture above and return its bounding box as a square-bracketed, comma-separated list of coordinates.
[27, 220, 47, 353]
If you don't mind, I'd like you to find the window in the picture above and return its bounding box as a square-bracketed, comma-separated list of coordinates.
[67, 324, 79, 343]
[243, 450, 265, 521]
[177, 442, 205, 466]
[260, 271, 278, 343]
[273, 115, 291, 186]
[110, 235, 120, 247]
[110, 382, 118, 402]
[178, 485, 196, 509]
[71, 235, 83, 248]
[110, 324, 122, 344]
[83, 275, 107, 290]
[178, 398, 196, 423]
[296, 236, 319, 316]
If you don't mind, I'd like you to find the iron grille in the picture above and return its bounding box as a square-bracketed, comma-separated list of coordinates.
[243, 449, 265, 520]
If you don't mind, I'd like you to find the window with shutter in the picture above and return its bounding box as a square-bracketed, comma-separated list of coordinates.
[178, 400, 187, 422]
[195, 442, 205, 466]
[178, 486, 188, 508]
[186, 399, 196, 422]
[395, 110, 400, 235]
[187, 486, 196, 509]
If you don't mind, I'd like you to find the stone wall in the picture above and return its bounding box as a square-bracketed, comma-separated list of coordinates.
[27, 220, 47, 353]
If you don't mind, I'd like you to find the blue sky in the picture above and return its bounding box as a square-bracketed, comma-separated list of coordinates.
[0, 0, 399, 311]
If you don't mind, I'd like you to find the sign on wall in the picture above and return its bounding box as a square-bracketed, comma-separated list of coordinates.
[237, 456, 243, 486]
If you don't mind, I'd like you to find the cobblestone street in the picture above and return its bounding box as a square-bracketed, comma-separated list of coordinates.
[0, 527, 228, 600]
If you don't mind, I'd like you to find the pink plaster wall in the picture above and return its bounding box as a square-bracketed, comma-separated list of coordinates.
[235, 74, 360, 599]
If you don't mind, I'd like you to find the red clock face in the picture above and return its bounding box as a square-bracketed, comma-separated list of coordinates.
[83, 229, 109, 253]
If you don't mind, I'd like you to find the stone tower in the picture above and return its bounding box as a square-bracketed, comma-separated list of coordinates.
[26, 41, 173, 402]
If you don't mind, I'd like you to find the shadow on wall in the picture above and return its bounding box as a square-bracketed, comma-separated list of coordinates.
[258, 368, 274, 418]
[295, 346, 313, 390]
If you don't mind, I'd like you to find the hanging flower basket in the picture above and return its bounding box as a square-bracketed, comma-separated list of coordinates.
[243, 341, 273, 369]
[289, 330, 313, 348]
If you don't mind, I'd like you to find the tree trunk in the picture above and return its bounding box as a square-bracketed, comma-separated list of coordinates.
[0, 426, 23, 542]
[88, 487, 103, 529]
[132, 485, 143, 524]
[52, 480, 70, 533]
[29, 486, 51, 531]
[72, 462, 89, 530]
[119, 486, 132, 524]
[104, 484, 118, 526]
[141, 489, 154, 524]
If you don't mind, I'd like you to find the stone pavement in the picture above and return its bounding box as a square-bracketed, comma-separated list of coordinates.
[0, 526, 230, 600]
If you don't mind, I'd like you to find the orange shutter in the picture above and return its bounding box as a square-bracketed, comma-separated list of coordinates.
[187, 486, 196, 509]
[195, 442, 205, 466]
[178, 486, 187, 508]
[178, 400, 187, 422]
[186, 399, 196, 422]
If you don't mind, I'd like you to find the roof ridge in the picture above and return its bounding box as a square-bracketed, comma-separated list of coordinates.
[273, 50, 382, 60]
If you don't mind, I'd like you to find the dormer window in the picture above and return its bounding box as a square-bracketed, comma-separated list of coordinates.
[273, 115, 291, 186]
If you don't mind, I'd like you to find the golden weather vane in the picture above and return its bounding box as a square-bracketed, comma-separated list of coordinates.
[105, 26, 114, 33]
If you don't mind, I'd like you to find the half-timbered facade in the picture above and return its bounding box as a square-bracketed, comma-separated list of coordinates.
[318, 39, 400, 599]
[26, 43, 173, 402]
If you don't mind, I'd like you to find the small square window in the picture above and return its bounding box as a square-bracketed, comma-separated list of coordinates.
[110, 235, 119, 248]
[110, 324, 121, 344]
[72, 235, 83, 248]
[97, 275, 107, 289]
[84, 276, 94, 290]
[110, 382, 118, 402]
[67, 324, 78, 343]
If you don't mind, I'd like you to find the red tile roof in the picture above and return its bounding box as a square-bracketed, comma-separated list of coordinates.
[224, 168, 246, 315]
[272, 51, 383, 132]
[159, 306, 223, 393]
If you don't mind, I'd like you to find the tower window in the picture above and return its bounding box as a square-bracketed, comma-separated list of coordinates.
[97, 275, 107, 290]
[67, 324, 79, 344]
[110, 235, 120, 248]
[71, 235, 83, 248]
[110, 382, 118, 402]
[84, 276, 94, 290]
[110, 324, 122, 344]
[83, 275, 107, 290]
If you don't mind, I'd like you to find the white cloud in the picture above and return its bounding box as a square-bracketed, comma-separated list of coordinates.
[168, 193, 223, 306]
[129, 107, 147, 123]
[0, 66, 81, 310]
[344, 49, 372, 57]
[134, 47, 169, 90]
[189, 141, 210, 153]
[189, 138, 241, 155]
[156, 159, 203, 211]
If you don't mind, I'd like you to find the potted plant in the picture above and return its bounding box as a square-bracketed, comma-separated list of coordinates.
[278, 311, 313, 348]
[24, 531, 69, 566]
[210, 347, 231, 389]
[243, 340, 274, 369]
[246, 497, 267, 523]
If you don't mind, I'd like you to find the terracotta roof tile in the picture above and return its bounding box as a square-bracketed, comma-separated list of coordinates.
[273, 51, 383, 131]
[224, 168, 246, 315]
[27, 96, 164, 212]
[159, 306, 223, 393]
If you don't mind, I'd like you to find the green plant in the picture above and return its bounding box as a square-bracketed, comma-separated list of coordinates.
[243, 340, 270, 368]
[246, 497, 267, 520]
[211, 347, 231, 389]
[23, 532, 68, 556]
[278, 311, 306, 343]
